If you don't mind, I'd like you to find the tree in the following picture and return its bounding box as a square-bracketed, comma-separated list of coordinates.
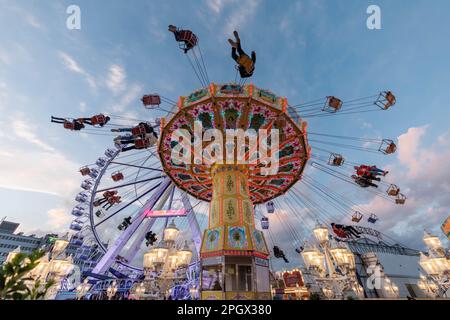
[0, 250, 55, 300]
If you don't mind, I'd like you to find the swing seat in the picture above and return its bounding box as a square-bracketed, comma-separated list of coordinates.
[79, 166, 91, 176]
[107, 196, 119, 205]
[379, 139, 397, 155]
[334, 228, 348, 238]
[63, 120, 75, 130]
[142, 94, 161, 108]
[91, 114, 107, 126]
[323, 96, 343, 113]
[176, 30, 198, 50]
[352, 211, 363, 223]
[135, 138, 151, 149]
[375, 91, 396, 110]
[395, 193, 406, 205]
[131, 124, 147, 136]
[111, 171, 124, 182]
[328, 153, 344, 166]
[387, 184, 400, 196]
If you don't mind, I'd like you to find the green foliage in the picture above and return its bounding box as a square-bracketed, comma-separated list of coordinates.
[0, 250, 55, 300]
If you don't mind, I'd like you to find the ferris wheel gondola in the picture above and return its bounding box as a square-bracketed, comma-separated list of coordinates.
[261, 216, 269, 230]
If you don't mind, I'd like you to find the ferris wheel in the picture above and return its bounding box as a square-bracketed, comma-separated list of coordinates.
[70, 139, 207, 277]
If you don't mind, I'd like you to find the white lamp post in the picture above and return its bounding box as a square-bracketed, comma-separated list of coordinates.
[301, 224, 360, 300]
[153, 240, 169, 271]
[143, 249, 157, 270]
[313, 223, 329, 245]
[301, 245, 325, 274]
[329, 246, 355, 274]
[164, 220, 180, 248]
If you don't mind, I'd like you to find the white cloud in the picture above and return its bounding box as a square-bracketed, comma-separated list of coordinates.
[24, 13, 44, 30]
[148, 16, 166, 40]
[58, 51, 97, 89]
[11, 118, 56, 153]
[79, 102, 87, 112]
[354, 125, 450, 248]
[397, 125, 429, 178]
[112, 83, 143, 113]
[207, 0, 234, 14]
[106, 64, 127, 95]
[0, 49, 12, 65]
[223, 0, 260, 36]
[47, 208, 73, 229]
[0, 114, 80, 198]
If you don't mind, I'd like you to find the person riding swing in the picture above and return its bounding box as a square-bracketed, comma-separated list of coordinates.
[228, 31, 256, 79]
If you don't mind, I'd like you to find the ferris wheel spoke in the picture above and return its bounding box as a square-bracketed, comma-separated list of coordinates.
[109, 161, 163, 172]
[95, 176, 163, 193]
[94, 182, 162, 228]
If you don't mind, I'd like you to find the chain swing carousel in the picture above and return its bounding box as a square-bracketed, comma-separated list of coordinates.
[55, 25, 408, 300]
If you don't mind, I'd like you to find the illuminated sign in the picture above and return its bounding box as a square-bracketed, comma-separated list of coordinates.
[144, 209, 187, 218]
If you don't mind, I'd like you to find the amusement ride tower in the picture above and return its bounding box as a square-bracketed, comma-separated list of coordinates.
[158, 83, 310, 299]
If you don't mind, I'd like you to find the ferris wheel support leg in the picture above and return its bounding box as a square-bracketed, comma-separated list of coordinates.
[180, 191, 202, 259]
[123, 184, 175, 263]
[91, 178, 172, 275]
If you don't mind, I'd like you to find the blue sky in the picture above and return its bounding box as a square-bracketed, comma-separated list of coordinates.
[0, 0, 449, 267]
